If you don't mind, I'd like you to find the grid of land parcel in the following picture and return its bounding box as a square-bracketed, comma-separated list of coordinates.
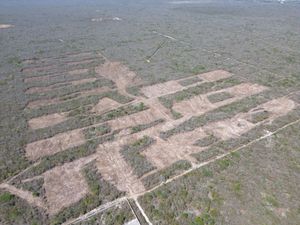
[1, 1, 300, 225]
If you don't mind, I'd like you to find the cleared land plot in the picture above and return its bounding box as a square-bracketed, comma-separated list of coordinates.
[28, 113, 68, 130]
[141, 70, 232, 98]
[143, 97, 296, 169]
[108, 106, 166, 131]
[91, 97, 121, 114]
[43, 159, 91, 215]
[141, 80, 183, 98]
[25, 129, 86, 161]
[95, 61, 142, 95]
[26, 86, 112, 109]
[96, 141, 146, 195]
[172, 83, 268, 117]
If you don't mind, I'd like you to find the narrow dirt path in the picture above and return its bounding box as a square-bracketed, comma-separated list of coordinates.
[0, 183, 47, 210]
[133, 197, 153, 225]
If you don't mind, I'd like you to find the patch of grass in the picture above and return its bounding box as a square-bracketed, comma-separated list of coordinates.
[126, 85, 143, 97]
[264, 194, 279, 208]
[0, 190, 47, 224]
[193, 212, 216, 225]
[192, 147, 224, 163]
[273, 74, 300, 89]
[121, 136, 156, 177]
[232, 181, 242, 196]
[0, 193, 15, 203]
[248, 110, 270, 123]
[207, 92, 233, 103]
[179, 76, 203, 86]
[285, 56, 296, 64]
[7, 56, 22, 67]
[230, 151, 240, 159]
[76, 202, 134, 225]
[17, 177, 45, 197]
[202, 168, 213, 177]
[171, 109, 183, 119]
[0, 79, 8, 86]
[83, 123, 111, 139]
[142, 160, 192, 189]
[194, 135, 219, 147]
[97, 102, 148, 123]
[130, 119, 165, 134]
[217, 158, 231, 171]
[191, 65, 206, 75]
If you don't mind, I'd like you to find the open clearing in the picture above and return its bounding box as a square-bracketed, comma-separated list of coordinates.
[1, 0, 300, 224]
[0, 24, 13, 29]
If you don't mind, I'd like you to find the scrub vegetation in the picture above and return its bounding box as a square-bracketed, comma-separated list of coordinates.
[1, 0, 300, 224]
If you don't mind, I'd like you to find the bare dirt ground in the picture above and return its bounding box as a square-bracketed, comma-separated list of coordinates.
[22, 64, 55, 74]
[173, 83, 268, 116]
[141, 80, 183, 98]
[43, 156, 95, 215]
[67, 58, 96, 66]
[70, 77, 97, 85]
[200, 70, 232, 82]
[25, 128, 86, 161]
[25, 85, 62, 94]
[140, 70, 232, 98]
[95, 61, 142, 95]
[204, 117, 255, 140]
[204, 97, 296, 140]
[91, 97, 121, 114]
[26, 98, 61, 109]
[257, 97, 296, 122]
[108, 107, 165, 131]
[28, 112, 68, 130]
[0, 24, 13, 29]
[68, 68, 89, 75]
[96, 141, 145, 195]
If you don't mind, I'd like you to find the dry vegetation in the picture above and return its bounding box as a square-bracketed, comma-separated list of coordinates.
[1, 46, 299, 225]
